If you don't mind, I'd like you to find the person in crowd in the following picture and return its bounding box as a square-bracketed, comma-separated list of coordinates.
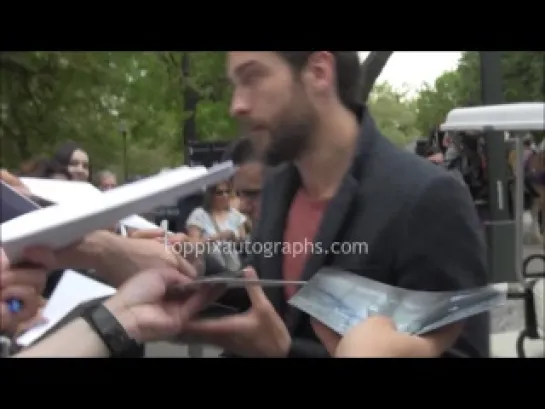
[19, 156, 50, 177]
[0, 247, 222, 358]
[423, 126, 447, 164]
[176, 193, 204, 234]
[186, 181, 247, 272]
[176, 51, 488, 358]
[93, 170, 122, 233]
[95, 170, 117, 191]
[222, 137, 264, 232]
[41, 159, 72, 180]
[53, 141, 90, 182]
[230, 194, 241, 212]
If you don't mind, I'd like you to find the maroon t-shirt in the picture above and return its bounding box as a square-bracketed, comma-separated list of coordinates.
[282, 189, 328, 300]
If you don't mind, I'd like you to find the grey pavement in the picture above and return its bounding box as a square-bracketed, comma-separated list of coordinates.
[145, 244, 544, 358]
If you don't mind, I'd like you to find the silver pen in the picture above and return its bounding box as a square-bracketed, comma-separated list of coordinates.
[160, 219, 169, 248]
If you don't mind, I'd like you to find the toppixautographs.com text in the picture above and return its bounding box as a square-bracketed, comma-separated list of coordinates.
[166, 239, 368, 259]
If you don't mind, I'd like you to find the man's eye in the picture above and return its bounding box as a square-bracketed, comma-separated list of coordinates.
[241, 71, 260, 85]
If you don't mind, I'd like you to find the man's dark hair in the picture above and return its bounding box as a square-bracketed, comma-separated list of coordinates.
[221, 137, 257, 165]
[276, 51, 362, 113]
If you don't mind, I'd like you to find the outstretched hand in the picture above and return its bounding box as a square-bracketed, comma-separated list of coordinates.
[179, 268, 292, 357]
[1, 247, 53, 336]
[311, 316, 400, 357]
[1, 169, 32, 197]
[311, 316, 446, 358]
[103, 268, 224, 343]
[128, 228, 204, 274]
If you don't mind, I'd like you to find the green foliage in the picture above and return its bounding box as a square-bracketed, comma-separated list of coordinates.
[2, 51, 542, 177]
[368, 82, 421, 146]
[414, 52, 545, 139]
[0, 51, 234, 176]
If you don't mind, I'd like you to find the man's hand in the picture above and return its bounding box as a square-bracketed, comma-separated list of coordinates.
[128, 228, 204, 275]
[1, 169, 32, 197]
[102, 268, 223, 343]
[15, 298, 48, 336]
[0, 248, 52, 336]
[180, 268, 291, 357]
[311, 316, 446, 358]
[50, 229, 200, 287]
[130, 229, 191, 251]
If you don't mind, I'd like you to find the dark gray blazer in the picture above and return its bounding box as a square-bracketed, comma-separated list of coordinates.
[223, 108, 489, 358]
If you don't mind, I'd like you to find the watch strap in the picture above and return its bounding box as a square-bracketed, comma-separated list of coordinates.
[82, 303, 140, 358]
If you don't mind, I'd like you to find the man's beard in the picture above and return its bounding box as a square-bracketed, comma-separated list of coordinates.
[261, 90, 318, 167]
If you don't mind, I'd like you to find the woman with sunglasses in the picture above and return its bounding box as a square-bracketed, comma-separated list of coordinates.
[186, 181, 247, 272]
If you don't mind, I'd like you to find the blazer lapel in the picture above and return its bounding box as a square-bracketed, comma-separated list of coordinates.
[285, 110, 380, 331]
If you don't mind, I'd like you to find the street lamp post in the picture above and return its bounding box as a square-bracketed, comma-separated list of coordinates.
[479, 51, 515, 285]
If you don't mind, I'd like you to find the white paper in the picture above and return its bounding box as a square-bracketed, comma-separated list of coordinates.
[17, 270, 116, 347]
[21, 178, 163, 231]
[20, 178, 103, 205]
[120, 214, 161, 231]
[2, 162, 234, 262]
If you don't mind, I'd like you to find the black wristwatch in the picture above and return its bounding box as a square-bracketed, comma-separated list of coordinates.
[82, 304, 141, 358]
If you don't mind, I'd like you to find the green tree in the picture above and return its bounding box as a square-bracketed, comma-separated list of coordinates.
[0, 51, 236, 175]
[368, 82, 420, 146]
[414, 51, 545, 137]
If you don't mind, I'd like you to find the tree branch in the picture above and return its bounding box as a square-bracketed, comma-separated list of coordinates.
[360, 51, 393, 102]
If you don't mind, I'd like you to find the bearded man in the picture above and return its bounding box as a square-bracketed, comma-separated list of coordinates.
[180, 52, 488, 358]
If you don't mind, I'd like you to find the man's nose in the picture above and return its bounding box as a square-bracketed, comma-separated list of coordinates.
[230, 92, 250, 118]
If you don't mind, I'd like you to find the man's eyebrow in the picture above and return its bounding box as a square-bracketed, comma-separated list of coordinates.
[232, 60, 260, 78]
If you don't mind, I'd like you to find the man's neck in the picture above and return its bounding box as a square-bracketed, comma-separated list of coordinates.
[296, 105, 360, 200]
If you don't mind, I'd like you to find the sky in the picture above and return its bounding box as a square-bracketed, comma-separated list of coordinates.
[358, 52, 462, 91]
